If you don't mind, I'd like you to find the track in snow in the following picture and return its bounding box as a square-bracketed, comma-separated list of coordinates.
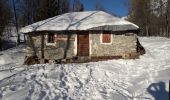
[0, 37, 170, 100]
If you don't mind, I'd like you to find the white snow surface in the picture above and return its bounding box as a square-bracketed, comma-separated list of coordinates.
[20, 11, 139, 33]
[0, 37, 170, 100]
[0, 45, 26, 69]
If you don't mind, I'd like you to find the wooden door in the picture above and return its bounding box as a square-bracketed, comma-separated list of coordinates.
[77, 33, 89, 56]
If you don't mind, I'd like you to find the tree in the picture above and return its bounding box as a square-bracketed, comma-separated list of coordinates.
[166, 0, 170, 37]
[61, 0, 70, 13]
[18, 0, 71, 26]
[34, 0, 70, 21]
[129, 0, 151, 36]
[35, 0, 59, 21]
[157, 0, 166, 36]
[72, 0, 84, 12]
[12, 0, 22, 44]
[79, 4, 84, 11]
[95, 0, 105, 11]
[129, 0, 170, 37]
[0, 0, 11, 44]
[19, 0, 41, 25]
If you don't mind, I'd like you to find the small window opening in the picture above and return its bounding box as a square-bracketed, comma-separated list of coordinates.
[102, 31, 111, 43]
[48, 33, 55, 43]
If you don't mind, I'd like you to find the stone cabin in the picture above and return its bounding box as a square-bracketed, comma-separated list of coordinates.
[20, 11, 142, 63]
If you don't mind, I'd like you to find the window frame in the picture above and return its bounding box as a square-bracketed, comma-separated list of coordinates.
[46, 33, 56, 45]
[100, 31, 112, 44]
[48, 33, 55, 43]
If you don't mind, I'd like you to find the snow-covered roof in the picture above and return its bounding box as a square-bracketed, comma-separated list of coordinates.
[20, 11, 139, 33]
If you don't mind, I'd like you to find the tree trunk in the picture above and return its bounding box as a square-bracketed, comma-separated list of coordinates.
[12, 0, 20, 45]
[146, 25, 149, 36]
[41, 34, 44, 63]
[167, 27, 170, 37]
[29, 35, 36, 56]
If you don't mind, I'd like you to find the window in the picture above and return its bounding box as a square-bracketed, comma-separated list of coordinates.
[102, 31, 111, 43]
[48, 33, 55, 43]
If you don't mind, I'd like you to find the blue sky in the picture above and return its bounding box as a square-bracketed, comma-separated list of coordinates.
[80, 0, 130, 17]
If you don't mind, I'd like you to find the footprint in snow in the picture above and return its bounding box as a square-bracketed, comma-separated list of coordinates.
[38, 91, 46, 100]
[22, 78, 28, 84]
[31, 75, 36, 80]
[75, 77, 83, 88]
[25, 96, 31, 100]
[10, 85, 16, 91]
[28, 86, 34, 96]
[59, 81, 66, 88]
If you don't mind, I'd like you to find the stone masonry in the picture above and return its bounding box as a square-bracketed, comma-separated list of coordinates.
[26, 33, 76, 60]
[90, 32, 137, 58]
[26, 31, 137, 60]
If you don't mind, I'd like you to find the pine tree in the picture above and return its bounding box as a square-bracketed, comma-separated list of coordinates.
[0, 0, 11, 43]
[34, 0, 71, 21]
[35, 0, 59, 21]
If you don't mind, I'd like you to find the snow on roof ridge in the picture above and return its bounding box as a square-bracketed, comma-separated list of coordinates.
[119, 19, 139, 28]
[20, 11, 139, 33]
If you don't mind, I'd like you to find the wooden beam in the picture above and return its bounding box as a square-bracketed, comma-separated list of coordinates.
[29, 35, 36, 56]
[40, 34, 45, 63]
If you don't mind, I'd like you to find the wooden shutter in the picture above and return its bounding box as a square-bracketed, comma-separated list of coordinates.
[102, 31, 111, 43]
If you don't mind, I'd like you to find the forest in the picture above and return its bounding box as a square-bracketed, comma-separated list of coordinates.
[128, 0, 170, 37]
[0, 0, 170, 46]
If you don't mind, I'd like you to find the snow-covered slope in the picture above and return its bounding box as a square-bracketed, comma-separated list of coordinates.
[20, 11, 139, 33]
[0, 37, 169, 100]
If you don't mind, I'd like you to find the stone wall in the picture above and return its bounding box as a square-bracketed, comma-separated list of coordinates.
[26, 31, 137, 60]
[90, 32, 137, 58]
[26, 35, 41, 57]
[26, 33, 76, 60]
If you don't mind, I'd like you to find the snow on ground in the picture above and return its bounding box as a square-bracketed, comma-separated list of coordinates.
[0, 37, 169, 100]
[0, 45, 26, 70]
